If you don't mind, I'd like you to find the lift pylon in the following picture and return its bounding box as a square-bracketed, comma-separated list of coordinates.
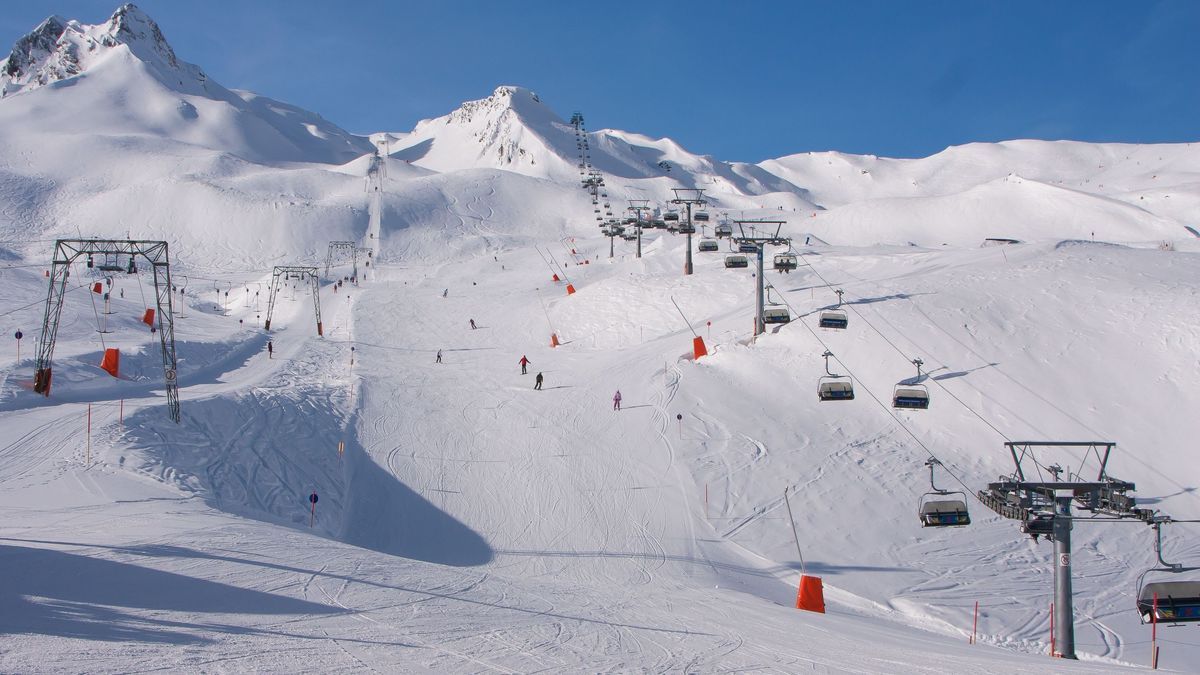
[732, 220, 789, 336]
[264, 266, 323, 336]
[324, 241, 358, 279]
[671, 188, 707, 276]
[34, 239, 180, 423]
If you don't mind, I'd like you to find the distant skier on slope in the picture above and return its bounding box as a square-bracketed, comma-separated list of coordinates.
[534, 372, 544, 390]
[520, 355, 530, 374]
[613, 390, 622, 411]
[436, 349, 442, 364]
[267, 340, 274, 359]
[470, 319, 477, 330]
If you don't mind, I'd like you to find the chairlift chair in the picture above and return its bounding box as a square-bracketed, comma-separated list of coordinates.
[738, 241, 758, 253]
[893, 358, 930, 410]
[715, 223, 733, 238]
[698, 238, 719, 252]
[762, 307, 791, 324]
[724, 254, 748, 268]
[762, 286, 791, 324]
[1138, 581, 1200, 624]
[663, 211, 680, 222]
[773, 253, 798, 272]
[917, 459, 970, 527]
[818, 289, 848, 329]
[817, 350, 854, 401]
[694, 211, 710, 222]
[679, 222, 695, 234]
[1135, 521, 1200, 624]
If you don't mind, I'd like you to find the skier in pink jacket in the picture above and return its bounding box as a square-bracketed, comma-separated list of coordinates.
[612, 390, 622, 411]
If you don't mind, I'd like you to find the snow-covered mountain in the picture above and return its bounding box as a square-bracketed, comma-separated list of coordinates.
[0, 4, 371, 165]
[1, 6, 1199, 671]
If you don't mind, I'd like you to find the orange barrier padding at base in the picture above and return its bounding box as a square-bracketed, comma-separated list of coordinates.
[796, 575, 825, 613]
[552, 273, 560, 282]
[92, 282, 103, 294]
[550, 333, 560, 347]
[142, 308, 155, 326]
[693, 336, 708, 359]
[317, 321, 324, 337]
[34, 367, 52, 395]
[566, 284, 576, 295]
[100, 348, 120, 378]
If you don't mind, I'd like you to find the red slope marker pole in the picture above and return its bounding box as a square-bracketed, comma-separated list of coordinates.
[86, 403, 92, 467]
[1152, 592, 1159, 669]
[971, 600, 978, 644]
[309, 491, 319, 527]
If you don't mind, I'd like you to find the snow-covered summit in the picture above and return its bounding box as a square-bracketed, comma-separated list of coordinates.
[1, 3, 199, 98]
[0, 4, 371, 164]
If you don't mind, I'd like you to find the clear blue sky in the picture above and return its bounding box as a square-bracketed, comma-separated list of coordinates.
[3, 1, 1197, 161]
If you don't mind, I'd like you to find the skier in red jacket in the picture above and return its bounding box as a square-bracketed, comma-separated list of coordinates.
[519, 355, 530, 375]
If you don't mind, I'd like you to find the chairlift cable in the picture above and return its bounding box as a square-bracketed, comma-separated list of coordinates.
[800, 255, 1015, 442]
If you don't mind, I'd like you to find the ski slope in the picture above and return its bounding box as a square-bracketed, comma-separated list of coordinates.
[2, 4, 1200, 672]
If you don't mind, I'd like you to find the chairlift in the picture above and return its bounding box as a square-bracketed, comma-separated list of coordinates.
[817, 350, 854, 401]
[724, 254, 748, 269]
[663, 211, 680, 222]
[894, 358, 930, 410]
[738, 241, 758, 253]
[762, 286, 791, 324]
[818, 289, 848, 329]
[126, 257, 137, 274]
[762, 307, 791, 324]
[773, 253, 798, 272]
[678, 222, 696, 234]
[1136, 521, 1200, 624]
[698, 238, 719, 252]
[918, 459, 970, 527]
[694, 211, 710, 222]
[715, 223, 733, 238]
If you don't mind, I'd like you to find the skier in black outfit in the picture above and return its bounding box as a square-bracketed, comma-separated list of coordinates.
[534, 372, 543, 390]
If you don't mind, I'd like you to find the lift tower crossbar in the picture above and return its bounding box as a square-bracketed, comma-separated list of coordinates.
[34, 238, 181, 423]
[976, 441, 1153, 660]
[264, 266, 323, 336]
[671, 188, 707, 276]
[732, 220, 789, 336]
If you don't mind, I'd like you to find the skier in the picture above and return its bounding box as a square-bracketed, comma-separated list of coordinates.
[436, 349, 442, 364]
[267, 340, 274, 359]
[442, 288, 448, 298]
[612, 389, 622, 411]
[519, 355, 530, 374]
[534, 372, 544, 390]
[469, 319, 477, 330]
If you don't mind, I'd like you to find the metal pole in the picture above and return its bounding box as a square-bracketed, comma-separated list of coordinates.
[684, 202, 694, 276]
[1052, 496, 1076, 659]
[754, 244, 765, 336]
[783, 488, 806, 576]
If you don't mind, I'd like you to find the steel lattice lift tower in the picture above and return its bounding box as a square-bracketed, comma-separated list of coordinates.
[264, 266, 323, 336]
[34, 239, 181, 422]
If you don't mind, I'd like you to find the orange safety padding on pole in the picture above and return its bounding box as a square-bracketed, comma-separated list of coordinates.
[566, 284, 576, 295]
[571, 248, 576, 254]
[92, 282, 103, 294]
[550, 333, 560, 347]
[317, 321, 324, 337]
[584, 260, 589, 265]
[693, 336, 708, 359]
[100, 348, 120, 378]
[34, 367, 52, 396]
[142, 308, 155, 326]
[796, 575, 825, 613]
[552, 273, 560, 282]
